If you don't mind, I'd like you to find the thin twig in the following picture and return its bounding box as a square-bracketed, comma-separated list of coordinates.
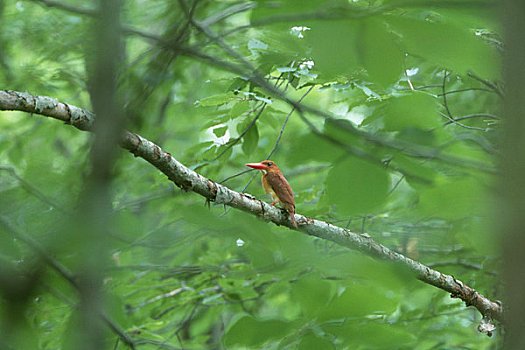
[219, 171, 258, 217]
[441, 70, 454, 119]
[467, 72, 504, 99]
[219, 169, 252, 184]
[437, 87, 494, 96]
[399, 84, 443, 91]
[440, 72, 485, 131]
[388, 175, 405, 196]
[439, 112, 486, 131]
[443, 113, 500, 125]
[266, 86, 314, 160]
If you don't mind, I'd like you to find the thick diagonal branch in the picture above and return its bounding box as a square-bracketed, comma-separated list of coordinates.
[0, 89, 503, 332]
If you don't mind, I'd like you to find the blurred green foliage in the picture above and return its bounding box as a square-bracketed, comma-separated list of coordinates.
[0, 0, 502, 349]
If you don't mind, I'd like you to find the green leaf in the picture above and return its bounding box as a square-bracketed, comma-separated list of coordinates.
[319, 287, 398, 321]
[307, 20, 360, 79]
[289, 132, 344, 166]
[215, 144, 233, 160]
[229, 101, 250, 119]
[184, 140, 213, 153]
[237, 118, 259, 155]
[353, 82, 381, 99]
[224, 315, 293, 347]
[324, 118, 363, 146]
[388, 16, 499, 78]
[201, 113, 231, 129]
[390, 152, 438, 184]
[383, 92, 440, 131]
[212, 125, 228, 138]
[196, 93, 236, 107]
[256, 31, 308, 70]
[396, 128, 437, 146]
[416, 176, 483, 219]
[360, 18, 403, 87]
[326, 157, 389, 215]
[248, 38, 268, 53]
[291, 277, 332, 317]
[251, 0, 327, 22]
[228, 77, 248, 91]
[297, 333, 336, 350]
[277, 67, 297, 73]
[324, 322, 416, 348]
[453, 216, 496, 255]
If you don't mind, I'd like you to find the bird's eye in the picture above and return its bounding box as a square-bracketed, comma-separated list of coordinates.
[267, 162, 273, 166]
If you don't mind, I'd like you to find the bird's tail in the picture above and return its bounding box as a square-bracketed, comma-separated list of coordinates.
[289, 208, 297, 228]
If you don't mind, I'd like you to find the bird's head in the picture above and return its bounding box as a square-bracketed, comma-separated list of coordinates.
[245, 160, 280, 174]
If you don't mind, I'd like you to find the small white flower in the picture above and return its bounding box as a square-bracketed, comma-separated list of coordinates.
[405, 68, 419, 76]
[299, 60, 315, 69]
[291, 26, 310, 38]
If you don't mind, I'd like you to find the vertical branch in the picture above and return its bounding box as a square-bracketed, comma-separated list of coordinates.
[502, 0, 525, 347]
[74, 0, 125, 349]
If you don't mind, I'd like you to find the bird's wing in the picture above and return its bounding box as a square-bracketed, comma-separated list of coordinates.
[266, 172, 295, 208]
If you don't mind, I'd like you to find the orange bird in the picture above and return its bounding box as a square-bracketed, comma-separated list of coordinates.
[245, 160, 297, 228]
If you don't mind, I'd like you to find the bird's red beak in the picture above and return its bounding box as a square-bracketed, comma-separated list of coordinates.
[245, 162, 267, 170]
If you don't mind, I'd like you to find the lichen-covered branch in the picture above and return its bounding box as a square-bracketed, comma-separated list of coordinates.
[0, 89, 503, 333]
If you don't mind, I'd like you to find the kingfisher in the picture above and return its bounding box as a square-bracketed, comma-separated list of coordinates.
[245, 160, 297, 228]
